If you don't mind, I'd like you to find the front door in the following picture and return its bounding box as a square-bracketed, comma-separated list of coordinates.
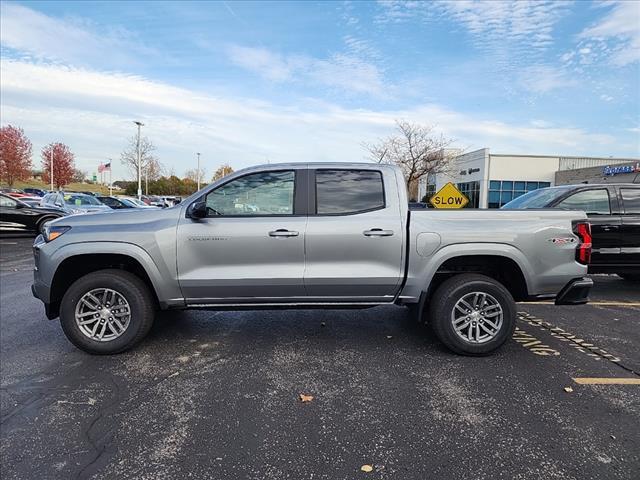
[177, 169, 307, 304]
[304, 168, 404, 302]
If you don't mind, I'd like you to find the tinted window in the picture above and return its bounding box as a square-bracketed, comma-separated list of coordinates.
[501, 186, 573, 209]
[0, 195, 17, 208]
[556, 189, 611, 215]
[63, 194, 102, 206]
[205, 170, 294, 216]
[98, 197, 119, 207]
[316, 170, 384, 214]
[621, 188, 640, 214]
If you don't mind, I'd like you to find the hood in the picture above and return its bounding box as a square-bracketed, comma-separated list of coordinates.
[50, 204, 182, 228]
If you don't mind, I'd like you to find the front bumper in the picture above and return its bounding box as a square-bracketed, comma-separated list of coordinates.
[554, 277, 593, 305]
[32, 235, 58, 319]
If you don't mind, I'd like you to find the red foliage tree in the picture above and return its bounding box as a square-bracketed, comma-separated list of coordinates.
[42, 143, 75, 189]
[0, 125, 33, 187]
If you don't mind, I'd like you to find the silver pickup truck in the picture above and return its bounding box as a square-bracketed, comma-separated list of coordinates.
[32, 163, 593, 355]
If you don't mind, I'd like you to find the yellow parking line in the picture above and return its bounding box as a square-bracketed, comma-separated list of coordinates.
[573, 378, 640, 385]
[519, 301, 640, 306]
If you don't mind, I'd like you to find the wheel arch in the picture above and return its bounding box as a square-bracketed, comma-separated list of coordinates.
[45, 242, 184, 318]
[407, 244, 533, 305]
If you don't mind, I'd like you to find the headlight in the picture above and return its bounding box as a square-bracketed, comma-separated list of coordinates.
[44, 225, 71, 242]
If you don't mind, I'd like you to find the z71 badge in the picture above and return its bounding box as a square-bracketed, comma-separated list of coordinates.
[548, 237, 576, 245]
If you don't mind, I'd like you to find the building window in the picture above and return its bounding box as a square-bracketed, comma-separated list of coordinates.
[422, 183, 436, 203]
[456, 180, 480, 208]
[488, 180, 551, 208]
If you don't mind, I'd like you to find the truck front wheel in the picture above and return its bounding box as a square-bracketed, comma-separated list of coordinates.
[429, 274, 516, 355]
[59, 269, 155, 354]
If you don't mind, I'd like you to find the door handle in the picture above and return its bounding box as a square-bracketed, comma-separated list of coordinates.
[269, 229, 299, 237]
[363, 228, 394, 237]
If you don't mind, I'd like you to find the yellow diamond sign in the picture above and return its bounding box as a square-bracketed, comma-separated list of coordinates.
[429, 182, 469, 209]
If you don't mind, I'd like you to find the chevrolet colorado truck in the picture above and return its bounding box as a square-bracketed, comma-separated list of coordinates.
[32, 163, 594, 355]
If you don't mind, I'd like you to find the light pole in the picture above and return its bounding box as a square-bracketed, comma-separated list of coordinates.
[196, 152, 201, 191]
[49, 147, 54, 191]
[108, 158, 113, 196]
[134, 121, 144, 200]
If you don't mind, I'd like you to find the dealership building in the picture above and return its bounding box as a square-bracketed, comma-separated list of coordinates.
[418, 148, 640, 208]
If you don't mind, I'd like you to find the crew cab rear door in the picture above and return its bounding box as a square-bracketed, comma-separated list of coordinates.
[176, 168, 307, 304]
[303, 168, 404, 302]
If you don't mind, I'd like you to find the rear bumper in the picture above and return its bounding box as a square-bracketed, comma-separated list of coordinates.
[554, 277, 593, 305]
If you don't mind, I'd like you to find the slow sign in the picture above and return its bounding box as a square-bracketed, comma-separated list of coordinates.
[429, 182, 469, 209]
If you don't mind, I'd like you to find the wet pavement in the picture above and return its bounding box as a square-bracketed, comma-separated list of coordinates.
[1, 236, 639, 479]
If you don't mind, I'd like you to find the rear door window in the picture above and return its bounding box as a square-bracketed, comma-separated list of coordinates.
[315, 170, 385, 215]
[556, 189, 611, 215]
[620, 188, 640, 214]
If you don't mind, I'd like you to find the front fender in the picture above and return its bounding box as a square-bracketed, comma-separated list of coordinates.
[37, 241, 184, 307]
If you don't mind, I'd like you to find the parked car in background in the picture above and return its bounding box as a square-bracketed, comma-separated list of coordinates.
[119, 197, 158, 208]
[502, 183, 640, 281]
[40, 192, 112, 215]
[144, 196, 166, 207]
[23, 188, 46, 197]
[0, 193, 67, 235]
[96, 196, 135, 210]
[17, 196, 46, 207]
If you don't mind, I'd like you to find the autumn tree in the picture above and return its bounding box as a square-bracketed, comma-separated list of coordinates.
[364, 120, 456, 201]
[120, 136, 163, 183]
[212, 164, 234, 181]
[0, 125, 33, 187]
[41, 143, 75, 188]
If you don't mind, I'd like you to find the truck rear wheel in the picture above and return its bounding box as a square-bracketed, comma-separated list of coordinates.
[429, 274, 516, 356]
[59, 269, 155, 354]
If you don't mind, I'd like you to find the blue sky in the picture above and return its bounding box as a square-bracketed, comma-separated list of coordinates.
[1, 0, 639, 179]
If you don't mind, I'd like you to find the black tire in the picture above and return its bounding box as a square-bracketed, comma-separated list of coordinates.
[618, 273, 640, 282]
[36, 216, 57, 235]
[429, 274, 516, 356]
[59, 269, 155, 354]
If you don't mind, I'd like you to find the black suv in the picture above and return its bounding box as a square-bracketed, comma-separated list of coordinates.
[502, 183, 640, 281]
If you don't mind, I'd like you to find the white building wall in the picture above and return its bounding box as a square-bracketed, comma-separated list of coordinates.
[487, 155, 559, 184]
[420, 149, 630, 208]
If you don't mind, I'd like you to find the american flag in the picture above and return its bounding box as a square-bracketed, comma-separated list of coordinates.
[98, 162, 111, 173]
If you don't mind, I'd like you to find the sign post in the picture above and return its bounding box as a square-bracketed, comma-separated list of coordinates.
[429, 182, 469, 209]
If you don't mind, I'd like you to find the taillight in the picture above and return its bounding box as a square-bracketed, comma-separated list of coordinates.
[574, 222, 592, 265]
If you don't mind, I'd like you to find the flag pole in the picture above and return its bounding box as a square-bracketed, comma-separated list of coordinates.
[109, 159, 113, 196]
[50, 147, 54, 191]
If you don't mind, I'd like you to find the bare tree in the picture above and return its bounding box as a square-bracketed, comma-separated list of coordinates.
[364, 120, 456, 200]
[120, 135, 163, 183]
[184, 167, 207, 184]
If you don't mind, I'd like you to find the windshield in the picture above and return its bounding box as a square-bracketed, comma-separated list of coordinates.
[501, 186, 574, 209]
[63, 194, 103, 206]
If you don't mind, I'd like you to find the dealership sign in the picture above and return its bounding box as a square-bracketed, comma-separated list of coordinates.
[603, 162, 640, 176]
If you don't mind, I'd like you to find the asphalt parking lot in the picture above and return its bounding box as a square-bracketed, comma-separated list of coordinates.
[1, 236, 639, 480]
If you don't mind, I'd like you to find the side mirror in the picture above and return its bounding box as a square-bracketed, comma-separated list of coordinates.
[188, 201, 207, 219]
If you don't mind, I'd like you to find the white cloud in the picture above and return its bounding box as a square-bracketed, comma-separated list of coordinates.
[377, 0, 569, 62]
[578, 1, 640, 66]
[1, 59, 631, 179]
[518, 65, 577, 93]
[0, 3, 155, 67]
[226, 45, 386, 95]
